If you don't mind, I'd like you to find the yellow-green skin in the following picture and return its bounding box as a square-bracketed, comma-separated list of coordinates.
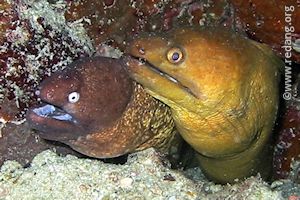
[124, 27, 282, 183]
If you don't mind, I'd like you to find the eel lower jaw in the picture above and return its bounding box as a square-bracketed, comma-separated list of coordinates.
[27, 103, 84, 142]
[123, 54, 198, 99]
[31, 104, 75, 122]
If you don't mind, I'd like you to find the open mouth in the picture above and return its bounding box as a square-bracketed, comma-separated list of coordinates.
[127, 55, 198, 98]
[27, 102, 80, 141]
[31, 103, 74, 122]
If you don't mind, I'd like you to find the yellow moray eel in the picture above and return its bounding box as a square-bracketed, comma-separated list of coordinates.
[123, 27, 282, 183]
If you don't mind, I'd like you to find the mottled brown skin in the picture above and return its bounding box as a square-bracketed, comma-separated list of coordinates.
[123, 27, 282, 183]
[27, 57, 176, 158]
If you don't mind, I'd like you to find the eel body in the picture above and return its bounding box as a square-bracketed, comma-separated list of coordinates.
[123, 27, 282, 183]
[27, 57, 177, 158]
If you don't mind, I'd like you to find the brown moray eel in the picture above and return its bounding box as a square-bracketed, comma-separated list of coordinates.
[123, 27, 282, 183]
[27, 57, 177, 158]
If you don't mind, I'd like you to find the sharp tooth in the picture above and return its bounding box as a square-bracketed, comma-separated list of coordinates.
[138, 58, 146, 64]
[167, 76, 178, 83]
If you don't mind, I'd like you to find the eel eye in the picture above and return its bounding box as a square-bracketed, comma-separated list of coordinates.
[68, 92, 80, 103]
[167, 47, 184, 64]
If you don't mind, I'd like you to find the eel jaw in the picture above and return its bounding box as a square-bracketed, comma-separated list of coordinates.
[123, 54, 198, 99]
[31, 104, 75, 122]
[26, 102, 80, 141]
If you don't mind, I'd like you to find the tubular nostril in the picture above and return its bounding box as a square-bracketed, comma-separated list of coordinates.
[35, 90, 40, 96]
[138, 47, 145, 55]
[104, 0, 115, 7]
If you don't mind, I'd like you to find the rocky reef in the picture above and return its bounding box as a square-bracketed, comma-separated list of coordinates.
[1, 0, 299, 120]
[0, 0, 299, 198]
[1, 148, 298, 200]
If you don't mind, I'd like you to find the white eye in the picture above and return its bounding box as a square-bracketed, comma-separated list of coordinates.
[68, 92, 80, 103]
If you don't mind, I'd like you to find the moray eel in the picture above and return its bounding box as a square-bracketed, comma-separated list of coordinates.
[123, 27, 282, 183]
[27, 57, 177, 158]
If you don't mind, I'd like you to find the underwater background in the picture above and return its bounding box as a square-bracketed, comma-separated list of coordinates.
[0, 0, 299, 199]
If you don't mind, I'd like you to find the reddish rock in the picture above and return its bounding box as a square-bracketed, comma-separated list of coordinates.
[0, 0, 92, 120]
[230, 0, 300, 63]
[0, 122, 83, 166]
[274, 105, 300, 179]
[274, 75, 300, 180]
